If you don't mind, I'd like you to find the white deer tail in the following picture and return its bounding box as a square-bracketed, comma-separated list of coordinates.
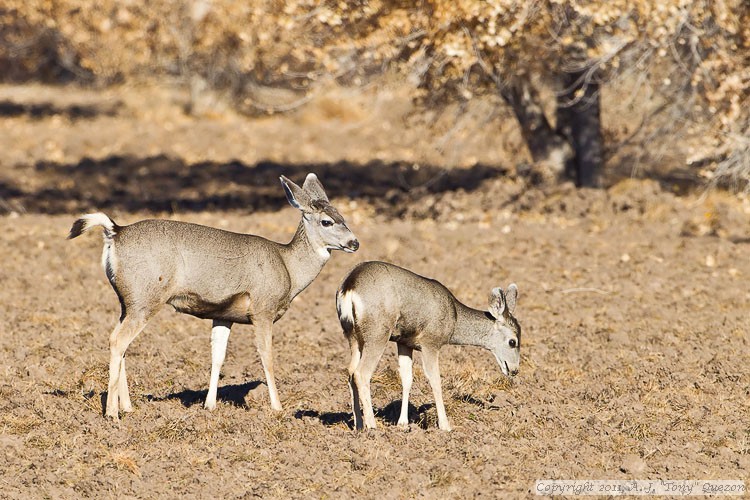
[68, 213, 118, 241]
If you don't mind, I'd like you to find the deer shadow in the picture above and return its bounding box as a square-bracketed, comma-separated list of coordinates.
[143, 380, 264, 409]
[377, 400, 437, 429]
[294, 400, 436, 430]
[294, 409, 354, 428]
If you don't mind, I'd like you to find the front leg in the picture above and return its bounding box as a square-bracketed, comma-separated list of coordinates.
[205, 320, 232, 410]
[421, 348, 451, 431]
[397, 343, 414, 427]
[254, 317, 282, 411]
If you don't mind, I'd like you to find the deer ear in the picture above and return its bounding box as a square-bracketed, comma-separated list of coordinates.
[488, 287, 506, 319]
[303, 173, 329, 202]
[280, 176, 312, 211]
[505, 283, 518, 314]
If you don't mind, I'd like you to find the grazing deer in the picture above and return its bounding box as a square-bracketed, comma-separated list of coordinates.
[336, 261, 520, 431]
[69, 174, 359, 419]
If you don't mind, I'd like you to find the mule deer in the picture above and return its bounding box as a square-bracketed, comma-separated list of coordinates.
[69, 173, 358, 419]
[336, 261, 520, 431]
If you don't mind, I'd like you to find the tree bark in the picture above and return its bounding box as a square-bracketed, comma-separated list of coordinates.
[500, 79, 572, 177]
[500, 78, 573, 182]
[557, 72, 603, 187]
[500, 74, 604, 187]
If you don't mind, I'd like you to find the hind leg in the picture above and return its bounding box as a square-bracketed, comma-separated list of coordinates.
[105, 309, 154, 419]
[346, 336, 363, 430]
[353, 336, 389, 430]
[118, 357, 132, 412]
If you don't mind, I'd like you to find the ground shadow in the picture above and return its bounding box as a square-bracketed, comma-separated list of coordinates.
[0, 155, 509, 215]
[0, 99, 119, 120]
[296, 400, 435, 430]
[145, 380, 263, 409]
[294, 409, 354, 428]
[43, 389, 68, 396]
[378, 401, 438, 429]
[457, 393, 489, 408]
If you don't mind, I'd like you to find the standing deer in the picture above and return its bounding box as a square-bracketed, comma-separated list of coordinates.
[336, 261, 520, 431]
[69, 173, 359, 419]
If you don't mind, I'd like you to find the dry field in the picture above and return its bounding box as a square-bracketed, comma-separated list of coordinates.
[0, 84, 748, 498]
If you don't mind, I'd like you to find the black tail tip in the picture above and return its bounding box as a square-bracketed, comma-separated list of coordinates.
[339, 316, 355, 334]
[68, 219, 86, 239]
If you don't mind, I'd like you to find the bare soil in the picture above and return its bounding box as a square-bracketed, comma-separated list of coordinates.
[0, 84, 748, 498]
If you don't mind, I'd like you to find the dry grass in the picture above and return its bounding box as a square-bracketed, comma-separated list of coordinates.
[1, 411, 41, 434]
[147, 416, 196, 443]
[109, 450, 141, 477]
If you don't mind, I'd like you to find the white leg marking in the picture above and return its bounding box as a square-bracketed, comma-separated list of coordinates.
[397, 344, 413, 427]
[205, 321, 231, 410]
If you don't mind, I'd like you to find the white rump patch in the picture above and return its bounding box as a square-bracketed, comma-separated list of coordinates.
[101, 242, 117, 280]
[338, 290, 363, 325]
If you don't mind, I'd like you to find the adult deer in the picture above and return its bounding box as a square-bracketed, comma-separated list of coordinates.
[70, 174, 358, 418]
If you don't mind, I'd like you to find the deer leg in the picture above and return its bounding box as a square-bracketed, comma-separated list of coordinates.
[421, 348, 451, 431]
[353, 337, 388, 430]
[106, 312, 149, 419]
[118, 357, 132, 412]
[346, 336, 363, 430]
[254, 317, 282, 411]
[396, 343, 414, 427]
[205, 320, 232, 410]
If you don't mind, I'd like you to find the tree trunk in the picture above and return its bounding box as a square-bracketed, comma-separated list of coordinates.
[500, 78, 573, 183]
[500, 75, 604, 187]
[557, 72, 603, 187]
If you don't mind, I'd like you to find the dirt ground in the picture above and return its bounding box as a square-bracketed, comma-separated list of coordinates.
[0, 83, 749, 498]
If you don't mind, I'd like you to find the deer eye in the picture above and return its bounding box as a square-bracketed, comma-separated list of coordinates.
[508, 339, 517, 348]
[321, 219, 334, 227]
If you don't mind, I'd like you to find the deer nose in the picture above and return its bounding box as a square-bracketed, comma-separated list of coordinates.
[347, 239, 360, 252]
[510, 368, 519, 377]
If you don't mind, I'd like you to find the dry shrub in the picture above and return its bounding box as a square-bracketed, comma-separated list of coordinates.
[710, 132, 750, 192]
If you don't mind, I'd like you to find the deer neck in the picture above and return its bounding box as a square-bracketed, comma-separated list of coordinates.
[281, 218, 330, 299]
[450, 301, 495, 349]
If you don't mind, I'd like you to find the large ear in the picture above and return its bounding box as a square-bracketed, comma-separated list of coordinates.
[488, 287, 506, 319]
[505, 283, 518, 314]
[302, 173, 329, 202]
[280, 175, 313, 211]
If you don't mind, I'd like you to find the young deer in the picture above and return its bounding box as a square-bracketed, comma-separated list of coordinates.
[69, 174, 358, 419]
[336, 261, 520, 431]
